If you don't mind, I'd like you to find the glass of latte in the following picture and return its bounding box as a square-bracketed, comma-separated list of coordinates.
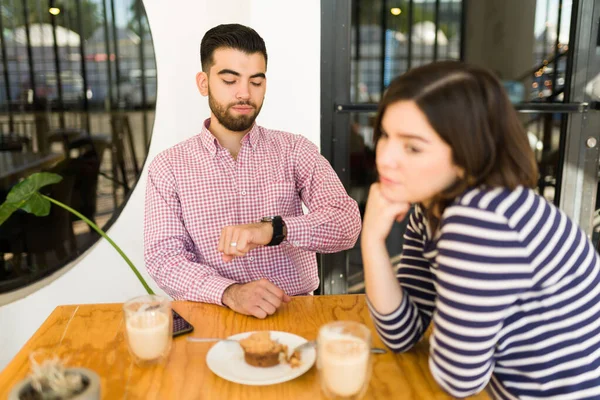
[123, 295, 173, 365]
[317, 321, 372, 399]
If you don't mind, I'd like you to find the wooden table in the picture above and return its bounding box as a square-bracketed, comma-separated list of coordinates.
[0, 151, 65, 188]
[0, 295, 490, 399]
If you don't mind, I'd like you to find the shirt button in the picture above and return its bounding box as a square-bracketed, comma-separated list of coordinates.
[241, 190, 246, 195]
[249, 257, 254, 261]
[294, 241, 300, 246]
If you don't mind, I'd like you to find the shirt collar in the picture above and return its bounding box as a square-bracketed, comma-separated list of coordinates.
[199, 118, 262, 155]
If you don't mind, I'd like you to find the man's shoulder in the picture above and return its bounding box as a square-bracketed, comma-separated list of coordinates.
[258, 126, 317, 153]
[149, 135, 202, 171]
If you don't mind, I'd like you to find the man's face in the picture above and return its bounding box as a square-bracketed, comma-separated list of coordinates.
[197, 48, 267, 132]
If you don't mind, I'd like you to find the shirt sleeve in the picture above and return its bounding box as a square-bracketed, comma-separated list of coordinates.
[282, 136, 361, 253]
[428, 205, 531, 398]
[143, 155, 235, 305]
[367, 206, 437, 352]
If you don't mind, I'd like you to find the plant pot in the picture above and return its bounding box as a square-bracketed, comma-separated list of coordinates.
[8, 367, 100, 400]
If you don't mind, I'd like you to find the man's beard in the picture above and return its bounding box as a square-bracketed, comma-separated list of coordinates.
[208, 91, 262, 132]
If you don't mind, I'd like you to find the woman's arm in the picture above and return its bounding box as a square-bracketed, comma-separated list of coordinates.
[362, 184, 435, 351]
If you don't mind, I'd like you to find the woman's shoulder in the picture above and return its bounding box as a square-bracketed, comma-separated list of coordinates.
[447, 185, 562, 228]
[453, 185, 536, 212]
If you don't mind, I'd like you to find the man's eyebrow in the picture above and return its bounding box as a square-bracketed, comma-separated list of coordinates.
[217, 69, 240, 77]
[216, 70, 266, 80]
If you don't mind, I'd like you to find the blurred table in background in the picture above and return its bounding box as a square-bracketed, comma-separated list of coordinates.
[0, 152, 64, 189]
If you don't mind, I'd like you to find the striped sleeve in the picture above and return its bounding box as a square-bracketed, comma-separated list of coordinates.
[429, 205, 532, 398]
[368, 207, 437, 353]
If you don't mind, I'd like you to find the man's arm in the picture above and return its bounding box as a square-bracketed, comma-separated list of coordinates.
[144, 155, 235, 305]
[282, 136, 361, 253]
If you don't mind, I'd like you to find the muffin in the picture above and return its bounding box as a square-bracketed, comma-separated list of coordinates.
[239, 331, 287, 367]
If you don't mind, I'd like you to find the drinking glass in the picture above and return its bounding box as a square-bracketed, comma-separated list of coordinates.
[123, 295, 172, 365]
[317, 321, 372, 399]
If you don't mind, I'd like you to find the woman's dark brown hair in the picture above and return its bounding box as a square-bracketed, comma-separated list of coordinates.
[373, 61, 538, 227]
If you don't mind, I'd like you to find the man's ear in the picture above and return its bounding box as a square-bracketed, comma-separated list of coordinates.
[196, 71, 209, 96]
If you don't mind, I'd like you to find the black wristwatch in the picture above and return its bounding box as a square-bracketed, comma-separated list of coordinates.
[261, 216, 286, 246]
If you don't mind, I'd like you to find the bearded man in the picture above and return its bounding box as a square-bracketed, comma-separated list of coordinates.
[144, 24, 361, 318]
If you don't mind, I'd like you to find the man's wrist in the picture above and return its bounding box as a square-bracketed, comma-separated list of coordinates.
[222, 284, 239, 308]
[261, 222, 274, 243]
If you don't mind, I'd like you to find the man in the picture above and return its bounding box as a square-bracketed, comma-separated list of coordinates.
[144, 24, 361, 319]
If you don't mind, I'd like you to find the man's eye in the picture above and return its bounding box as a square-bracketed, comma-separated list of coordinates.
[223, 80, 235, 85]
[251, 82, 262, 87]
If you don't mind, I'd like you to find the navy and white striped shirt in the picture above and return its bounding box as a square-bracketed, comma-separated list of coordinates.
[368, 186, 600, 399]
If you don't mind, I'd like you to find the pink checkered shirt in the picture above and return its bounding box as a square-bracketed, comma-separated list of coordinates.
[144, 119, 361, 305]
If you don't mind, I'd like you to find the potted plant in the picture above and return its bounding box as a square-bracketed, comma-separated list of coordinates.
[1, 173, 154, 398]
[8, 352, 100, 400]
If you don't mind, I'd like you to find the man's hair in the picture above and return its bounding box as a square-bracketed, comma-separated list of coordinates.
[373, 61, 538, 227]
[200, 24, 268, 72]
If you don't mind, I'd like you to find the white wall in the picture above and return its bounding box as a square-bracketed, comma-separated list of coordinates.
[0, 0, 320, 370]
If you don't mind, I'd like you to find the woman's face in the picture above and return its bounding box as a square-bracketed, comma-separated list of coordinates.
[376, 100, 463, 205]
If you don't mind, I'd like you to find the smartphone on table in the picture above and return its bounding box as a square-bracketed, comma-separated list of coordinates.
[172, 309, 194, 337]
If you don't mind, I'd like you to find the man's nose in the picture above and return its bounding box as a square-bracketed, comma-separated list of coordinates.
[236, 83, 250, 100]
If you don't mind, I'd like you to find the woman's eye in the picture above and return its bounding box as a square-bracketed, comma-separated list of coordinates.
[406, 145, 422, 154]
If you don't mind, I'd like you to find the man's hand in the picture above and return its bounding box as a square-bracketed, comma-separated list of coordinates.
[218, 222, 273, 262]
[222, 279, 292, 319]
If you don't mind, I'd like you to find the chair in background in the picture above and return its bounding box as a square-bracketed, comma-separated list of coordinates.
[20, 163, 76, 267]
[0, 166, 76, 274]
[0, 133, 31, 152]
[0, 210, 26, 279]
[110, 113, 140, 198]
[68, 138, 110, 226]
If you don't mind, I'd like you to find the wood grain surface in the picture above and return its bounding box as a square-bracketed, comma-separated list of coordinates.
[0, 295, 490, 399]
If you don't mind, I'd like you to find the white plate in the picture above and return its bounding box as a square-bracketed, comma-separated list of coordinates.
[206, 330, 316, 386]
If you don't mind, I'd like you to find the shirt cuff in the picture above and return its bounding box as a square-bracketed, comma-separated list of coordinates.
[281, 215, 312, 248]
[191, 275, 237, 306]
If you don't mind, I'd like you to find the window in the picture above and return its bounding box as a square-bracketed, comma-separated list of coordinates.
[0, 0, 156, 293]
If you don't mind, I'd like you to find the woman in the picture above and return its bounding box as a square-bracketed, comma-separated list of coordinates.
[362, 61, 600, 399]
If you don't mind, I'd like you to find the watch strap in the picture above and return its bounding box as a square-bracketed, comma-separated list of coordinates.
[265, 216, 285, 246]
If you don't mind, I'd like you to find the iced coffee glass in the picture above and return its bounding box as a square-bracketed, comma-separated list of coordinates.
[317, 321, 372, 399]
[123, 295, 172, 365]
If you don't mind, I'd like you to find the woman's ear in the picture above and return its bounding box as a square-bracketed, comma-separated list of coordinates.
[196, 72, 209, 96]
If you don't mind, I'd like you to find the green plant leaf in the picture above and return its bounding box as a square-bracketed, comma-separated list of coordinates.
[0, 202, 19, 226]
[0, 172, 61, 225]
[20, 193, 52, 216]
[6, 172, 62, 204]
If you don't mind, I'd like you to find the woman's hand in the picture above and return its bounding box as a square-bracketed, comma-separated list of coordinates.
[362, 183, 411, 243]
[361, 183, 408, 315]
